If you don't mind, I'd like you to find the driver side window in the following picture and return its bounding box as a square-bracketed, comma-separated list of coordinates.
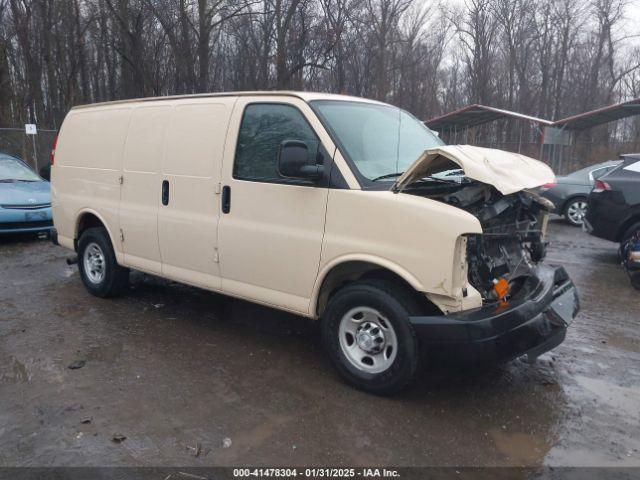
[233, 103, 319, 183]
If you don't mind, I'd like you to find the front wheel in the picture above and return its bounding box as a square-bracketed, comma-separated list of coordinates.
[564, 197, 588, 226]
[321, 279, 422, 395]
[78, 227, 129, 297]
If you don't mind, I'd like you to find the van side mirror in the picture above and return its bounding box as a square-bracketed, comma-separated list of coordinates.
[277, 140, 324, 180]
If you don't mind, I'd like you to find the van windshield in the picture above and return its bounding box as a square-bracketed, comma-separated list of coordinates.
[311, 100, 443, 181]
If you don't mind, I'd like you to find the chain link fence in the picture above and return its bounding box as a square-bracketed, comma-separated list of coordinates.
[2, 125, 638, 178]
[436, 121, 640, 176]
[0, 127, 58, 174]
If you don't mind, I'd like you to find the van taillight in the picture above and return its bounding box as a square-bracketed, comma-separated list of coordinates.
[593, 180, 611, 193]
[50, 135, 58, 165]
[540, 182, 556, 191]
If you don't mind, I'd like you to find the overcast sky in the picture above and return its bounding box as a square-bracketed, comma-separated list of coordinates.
[432, 0, 640, 51]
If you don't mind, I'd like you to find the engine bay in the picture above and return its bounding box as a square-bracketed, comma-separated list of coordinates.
[403, 178, 552, 303]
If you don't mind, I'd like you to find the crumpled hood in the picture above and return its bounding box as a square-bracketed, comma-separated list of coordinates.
[0, 181, 51, 206]
[392, 145, 555, 195]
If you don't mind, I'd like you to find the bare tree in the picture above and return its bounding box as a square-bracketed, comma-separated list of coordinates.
[0, 0, 639, 161]
[453, 0, 499, 104]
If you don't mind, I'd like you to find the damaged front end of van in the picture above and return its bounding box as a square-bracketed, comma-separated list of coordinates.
[394, 146, 579, 364]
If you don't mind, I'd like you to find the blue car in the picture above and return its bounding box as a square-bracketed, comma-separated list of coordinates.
[0, 153, 53, 235]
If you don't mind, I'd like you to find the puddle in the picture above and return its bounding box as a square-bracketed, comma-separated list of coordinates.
[490, 429, 551, 465]
[86, 343, 124, 363]
[1, 357, 32, 383]
[573, 376, 640, 419]
[215, 414, 293, 463]
[61, 266, 76, 278]
[604, 334, 640, 353]
[547, 446, 640, 467]
[544, 374, 640, 466]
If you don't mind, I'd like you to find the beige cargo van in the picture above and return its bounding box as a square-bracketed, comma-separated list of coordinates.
[51, 92, 579, 394]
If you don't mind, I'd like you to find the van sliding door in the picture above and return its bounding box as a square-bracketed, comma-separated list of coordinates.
[157, 100, 233, 289]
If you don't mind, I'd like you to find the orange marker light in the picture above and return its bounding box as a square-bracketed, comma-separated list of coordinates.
[493, 278, 510, 303]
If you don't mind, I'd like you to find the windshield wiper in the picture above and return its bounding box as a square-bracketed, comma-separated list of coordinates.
[400, 176, 465, 191]
[371, 172, 404, 181]
[419, 175, 460, 184]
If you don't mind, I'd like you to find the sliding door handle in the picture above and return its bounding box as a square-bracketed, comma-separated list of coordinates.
[161, 180, 169, 205]
[221, 185, 231, 214]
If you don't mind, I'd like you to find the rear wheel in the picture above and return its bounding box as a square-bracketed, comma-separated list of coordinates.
[321, 279, 422, 395]
[77, 227, 129, 297]
[564, 197, 587, 226]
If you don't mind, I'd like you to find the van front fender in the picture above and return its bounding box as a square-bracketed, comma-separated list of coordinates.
[310, 254, 425, 319]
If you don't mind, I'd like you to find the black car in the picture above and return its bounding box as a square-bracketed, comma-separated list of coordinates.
[585, 154, 640, 245]
[538, 160, 620, 226]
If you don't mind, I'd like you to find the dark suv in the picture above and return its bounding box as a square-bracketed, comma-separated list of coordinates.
[585, 154, 640, 245]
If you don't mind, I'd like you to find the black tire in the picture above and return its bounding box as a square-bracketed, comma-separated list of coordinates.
[321, 279, 422, 395]
[77, 227, 129, 297]
[620, 222, 640, 246]
[563, 197, 588, 227]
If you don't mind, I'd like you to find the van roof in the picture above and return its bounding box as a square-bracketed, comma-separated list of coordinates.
[71, 91, 387, 110]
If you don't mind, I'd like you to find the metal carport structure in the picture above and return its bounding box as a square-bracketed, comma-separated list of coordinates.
[425, 98, 640, 174]
[553, 98, 640, 131]
[427, 104, 553, 131]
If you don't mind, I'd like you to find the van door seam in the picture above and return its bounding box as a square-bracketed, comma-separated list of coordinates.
[310, 145, 336, 317]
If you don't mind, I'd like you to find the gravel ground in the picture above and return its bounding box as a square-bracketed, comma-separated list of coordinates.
[1, 219, 639, 468]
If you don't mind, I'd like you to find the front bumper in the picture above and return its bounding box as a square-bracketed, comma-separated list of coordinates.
[0, 206, 53, 234]
[410, 265, 579, 364]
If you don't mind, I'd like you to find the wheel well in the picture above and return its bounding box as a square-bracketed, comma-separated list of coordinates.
[616, 215, 640, 242]
[75, 213, 105, 250]
[315, 261, 436, 318]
